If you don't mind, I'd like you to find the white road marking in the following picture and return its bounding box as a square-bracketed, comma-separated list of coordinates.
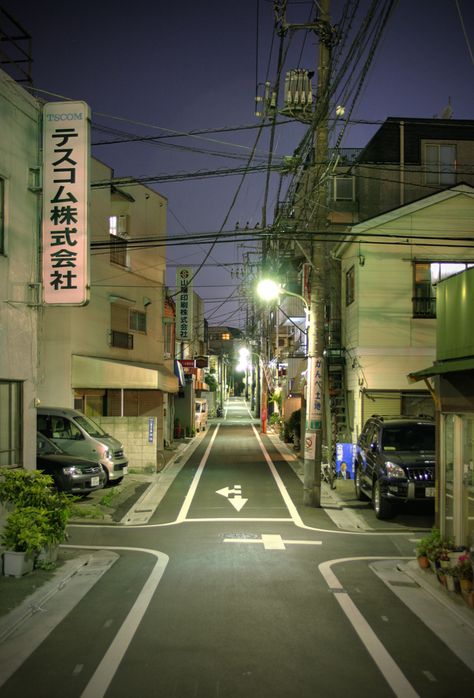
[185, 517, 292, 523]
[176, 424, 220, 522]
[216, 485, 248, 511]
[223, 534, 322, 550]
[252, 425, 306, 527]
[319, 557, 419, 698]
[60, 545, 170, 698]
[261, 534, 286, 550]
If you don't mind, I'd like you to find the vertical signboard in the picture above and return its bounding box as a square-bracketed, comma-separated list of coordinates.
[176, 267, 193, 341]
[42, 101, 90, 305]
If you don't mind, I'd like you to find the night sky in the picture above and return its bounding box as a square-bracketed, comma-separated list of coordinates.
[3, 0, 474, 327]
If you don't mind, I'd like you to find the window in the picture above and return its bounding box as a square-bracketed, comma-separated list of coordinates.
[129, 308, 146, 333]
[345, 266, 355, 306]
[424, 143, 456, 185]
[163, 319, 174, 357]
[0, 381, 21, 467]
[0, 177, 5, 254]
[110, 301, 133, 349]
[109, 215, 128, 267]
[221, 333, 230, 340]
[333, 175, 355, 201]
[413, 261, 474, 318]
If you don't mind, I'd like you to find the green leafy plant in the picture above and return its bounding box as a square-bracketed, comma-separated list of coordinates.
[0, 467, 55, 508]
[1, 507, 50, 554]
[0, 467, 73, 548]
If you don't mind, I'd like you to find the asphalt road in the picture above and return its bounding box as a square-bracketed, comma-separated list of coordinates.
[0, 397, 472, 697]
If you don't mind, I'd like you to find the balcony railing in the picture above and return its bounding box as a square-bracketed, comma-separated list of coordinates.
[110, 330, 134, 349]
[412, 296, 436, 318]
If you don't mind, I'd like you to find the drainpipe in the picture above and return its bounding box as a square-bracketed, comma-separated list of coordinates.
[399, 120, 405, 206]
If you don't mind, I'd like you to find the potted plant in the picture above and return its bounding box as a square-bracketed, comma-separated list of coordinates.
[1, 507, 50, 577]
[415, 530, 441, 570]
[0, 467, 73, 570]
[456, 552, 473, 594]
[36, 490, 73, 565]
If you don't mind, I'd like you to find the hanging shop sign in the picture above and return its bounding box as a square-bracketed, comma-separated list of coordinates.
[176, 267, 194, 340]
[42, 101, 91, 305]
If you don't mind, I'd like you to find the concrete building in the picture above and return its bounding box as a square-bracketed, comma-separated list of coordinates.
[334, 184, 474, 442]
[409, 267, 474, 546]
[38, 158, 179, 465]
[0, 61, 178, 471]
[0, 68, 41, 469]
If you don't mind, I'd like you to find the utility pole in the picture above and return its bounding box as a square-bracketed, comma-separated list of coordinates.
[303, 0, 331, 507]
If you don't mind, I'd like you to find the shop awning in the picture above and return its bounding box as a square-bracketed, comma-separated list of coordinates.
[72, 355, 179, 393]
[408, 357, 474, 382]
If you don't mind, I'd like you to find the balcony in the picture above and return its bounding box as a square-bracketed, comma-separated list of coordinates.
[110, 330, 134, 349]
[412, 296, 436, 319]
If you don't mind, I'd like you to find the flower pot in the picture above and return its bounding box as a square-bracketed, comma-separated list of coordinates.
[446, 575, 456, 592]
[2, 550, 34, 578]
[417, 555, 430, 569]
[448, 551, 461, 565]
[36, 544, 59, 567]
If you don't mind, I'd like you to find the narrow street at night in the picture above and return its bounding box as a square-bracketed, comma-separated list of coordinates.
[0, 399, 472, 698]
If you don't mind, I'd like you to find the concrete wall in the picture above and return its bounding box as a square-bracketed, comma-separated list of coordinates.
[94, 416, 159, 472]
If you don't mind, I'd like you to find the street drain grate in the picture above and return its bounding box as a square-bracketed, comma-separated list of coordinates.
[389, 581, 420, 588]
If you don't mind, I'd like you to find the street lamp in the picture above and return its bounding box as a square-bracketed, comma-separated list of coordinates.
[257, 276, 321, 507]
[256, 279, 309, 314]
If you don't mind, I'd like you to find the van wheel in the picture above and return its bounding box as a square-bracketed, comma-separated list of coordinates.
[373, 480, 393, 519]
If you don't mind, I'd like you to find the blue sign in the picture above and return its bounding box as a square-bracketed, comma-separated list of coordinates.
[336, 443, 355, 479]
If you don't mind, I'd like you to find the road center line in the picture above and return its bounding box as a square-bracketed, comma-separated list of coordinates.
[176, 424, 220, 523]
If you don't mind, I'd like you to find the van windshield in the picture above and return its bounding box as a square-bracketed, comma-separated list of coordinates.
[74, 415, 108, 437]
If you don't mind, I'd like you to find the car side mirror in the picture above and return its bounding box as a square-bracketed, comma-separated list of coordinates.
[75, 433, 84, 440]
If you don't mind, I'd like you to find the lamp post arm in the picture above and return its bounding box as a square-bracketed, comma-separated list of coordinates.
[280, 288, 309, 311]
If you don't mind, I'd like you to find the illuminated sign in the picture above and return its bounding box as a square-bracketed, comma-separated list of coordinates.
[42, 101, 90, 305]
[176, 267, 193, 340]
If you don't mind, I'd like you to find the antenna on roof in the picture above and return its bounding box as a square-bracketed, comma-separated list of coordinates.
[439, 97, 453, 119]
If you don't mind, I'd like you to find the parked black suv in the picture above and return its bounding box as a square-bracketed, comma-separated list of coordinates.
[354, 415, 435, 519]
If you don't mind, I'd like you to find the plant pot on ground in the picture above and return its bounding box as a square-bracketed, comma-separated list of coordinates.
[1, 507, 50, 577]
[0, 467, 73, 571]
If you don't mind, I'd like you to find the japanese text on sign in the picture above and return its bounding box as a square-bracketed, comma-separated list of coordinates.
[176, 267, 194, 340]
[42, 102, 90, 305]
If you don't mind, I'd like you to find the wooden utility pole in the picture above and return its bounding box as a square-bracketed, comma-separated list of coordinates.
[303, 0, 331, 507]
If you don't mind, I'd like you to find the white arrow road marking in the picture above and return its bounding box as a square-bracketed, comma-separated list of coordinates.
[216, 484, 248, 511]
[224, 534, 322, 550]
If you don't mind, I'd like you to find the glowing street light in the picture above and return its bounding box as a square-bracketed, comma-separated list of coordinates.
[256, 278, 309, 312]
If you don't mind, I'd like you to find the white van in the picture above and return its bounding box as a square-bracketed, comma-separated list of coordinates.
[37, 407, 128, 484]
[195, 398, 208, 432]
